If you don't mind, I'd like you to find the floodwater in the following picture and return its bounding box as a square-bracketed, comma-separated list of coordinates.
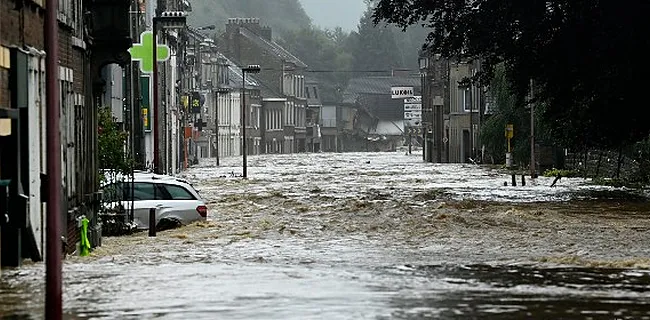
[2, 151, 650, 319]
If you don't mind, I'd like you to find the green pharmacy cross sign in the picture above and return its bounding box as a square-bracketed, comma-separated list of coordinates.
[129, 31, 171, 74]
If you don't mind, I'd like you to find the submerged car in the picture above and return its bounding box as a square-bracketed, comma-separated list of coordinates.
[101, 172, 208, 230]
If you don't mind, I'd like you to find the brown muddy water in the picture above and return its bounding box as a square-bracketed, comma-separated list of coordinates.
[2, 152, 650, 319]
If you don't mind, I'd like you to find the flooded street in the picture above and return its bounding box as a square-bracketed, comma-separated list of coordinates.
[2, 152, 650, 319]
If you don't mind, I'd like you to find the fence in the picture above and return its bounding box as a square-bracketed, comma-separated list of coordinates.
[99, 170, 137, 236]
[564, 149, 638, 179]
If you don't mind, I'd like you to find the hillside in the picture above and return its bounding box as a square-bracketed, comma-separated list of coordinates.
[187, 0, 311, 36]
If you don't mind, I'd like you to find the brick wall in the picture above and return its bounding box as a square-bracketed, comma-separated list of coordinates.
[0, 1, 45, 48]
[57, 25, 86, 95]
[0, 0, 45, 109]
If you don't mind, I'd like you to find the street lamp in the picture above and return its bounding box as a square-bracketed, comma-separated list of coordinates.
[241, 64, 261, 178]
[152, 11, 187, 174]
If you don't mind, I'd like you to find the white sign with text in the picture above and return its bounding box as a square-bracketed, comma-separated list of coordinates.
[391, 87, 414, 99]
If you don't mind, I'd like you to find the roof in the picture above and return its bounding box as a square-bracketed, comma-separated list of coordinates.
[184, 28, 261, 90]
[370, 120, 404, 136]
[218, 53, 260, 89]
[342, 76, 421, 105]
[238, 27, 307, 68]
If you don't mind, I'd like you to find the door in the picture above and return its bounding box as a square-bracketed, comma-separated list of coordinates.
[462, 129, 471, 163]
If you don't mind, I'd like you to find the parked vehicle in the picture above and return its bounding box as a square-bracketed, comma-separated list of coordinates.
[101, 172, 208, 230]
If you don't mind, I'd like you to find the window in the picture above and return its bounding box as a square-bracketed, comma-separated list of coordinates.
[163, 184, 196, 200]
[124, 182, 169, 200]
[460, 87, 472, 112]
[313, 87, 318, 99]
[306, 87, 311, 99]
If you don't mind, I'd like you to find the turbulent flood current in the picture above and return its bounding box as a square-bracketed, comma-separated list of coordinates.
[2, 152, 650, 319]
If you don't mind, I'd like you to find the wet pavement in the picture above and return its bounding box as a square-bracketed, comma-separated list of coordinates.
[2, 151, 650, 319]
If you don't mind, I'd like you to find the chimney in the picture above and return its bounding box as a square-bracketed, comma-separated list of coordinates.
[226, 17, 262, 35]
[261, 26, 272, 41]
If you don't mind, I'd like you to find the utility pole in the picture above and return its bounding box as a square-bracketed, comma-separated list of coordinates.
[530, 79, 536, 178]
[45, 0, 62, 317]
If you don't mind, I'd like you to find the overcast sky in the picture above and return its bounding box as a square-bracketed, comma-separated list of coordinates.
[299, 0, 368, 31]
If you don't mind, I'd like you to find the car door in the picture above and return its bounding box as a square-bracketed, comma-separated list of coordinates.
[157, 183, 206, 225]
[122, 182, 171, 229]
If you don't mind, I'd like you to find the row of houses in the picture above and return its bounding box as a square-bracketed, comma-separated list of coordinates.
[1, 0, 503, 269]
[418, 53, 486, 164]
[185, 18, 430, 160]
[182, 18, 319, 162]
[1, 0, 136, 267]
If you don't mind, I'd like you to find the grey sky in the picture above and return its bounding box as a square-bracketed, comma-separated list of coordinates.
[299, 0, 368, 32]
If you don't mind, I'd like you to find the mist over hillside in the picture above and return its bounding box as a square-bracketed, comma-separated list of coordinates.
[187, 0, 311, 36]
[186, 0, 428, 103]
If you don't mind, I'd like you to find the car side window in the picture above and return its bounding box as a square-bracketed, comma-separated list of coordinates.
[163, 184, 196, 200]
[125, 182, 169, 200]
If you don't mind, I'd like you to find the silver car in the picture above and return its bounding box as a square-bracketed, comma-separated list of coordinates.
[102, 173, 208, 230]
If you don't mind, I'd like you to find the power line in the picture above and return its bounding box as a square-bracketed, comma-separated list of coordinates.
[232, 67, 421, 74]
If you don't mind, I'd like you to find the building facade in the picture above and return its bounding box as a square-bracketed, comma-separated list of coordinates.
[1, 0, 133, 267]
[339, 75, 421, 152]
[305, 79, 322, 152]
[220, 18, 308, 154]
[420, 52, 484, 163]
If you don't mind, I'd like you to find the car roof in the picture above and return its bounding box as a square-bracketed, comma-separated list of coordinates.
[132, 173, 192, 186]
[102, 171, 193, 186]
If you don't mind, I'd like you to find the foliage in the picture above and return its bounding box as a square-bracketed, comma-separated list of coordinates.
[629, 136, 650, 184]
[98, 107, 132, 182]
[187, 0, 311, 37]
[371, 0, 650, 151]
[349, 8, 403, 74]
[479, 64, 539, 165]
[542, 168, 580, 178]
[278, 26, 353, 102]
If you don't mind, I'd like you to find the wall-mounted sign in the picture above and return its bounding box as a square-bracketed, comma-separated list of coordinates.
[142, 108, 149, 128]
[140, 76, 151, 131]
[129, 31, 171, 74]
[391, 86, 414, 99]
[190, 91, 203, 114]
[404, 95, 422, 127]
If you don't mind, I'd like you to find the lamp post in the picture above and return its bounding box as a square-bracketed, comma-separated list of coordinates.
[241, 64, 261, 178]
[152, 11, 186, 174]
[530, 79, 536, 178]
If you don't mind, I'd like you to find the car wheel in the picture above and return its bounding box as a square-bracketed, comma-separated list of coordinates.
[156, 218, 182, 231]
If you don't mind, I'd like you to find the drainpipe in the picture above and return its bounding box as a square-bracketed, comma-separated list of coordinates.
[45, 0, 62, 318]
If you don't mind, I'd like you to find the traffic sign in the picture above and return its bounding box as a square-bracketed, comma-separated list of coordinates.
[406, 127, 423, 135]
[505, 124, 514, 138]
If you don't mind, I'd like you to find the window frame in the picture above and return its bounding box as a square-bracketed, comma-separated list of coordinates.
[162, 183, 197, 200]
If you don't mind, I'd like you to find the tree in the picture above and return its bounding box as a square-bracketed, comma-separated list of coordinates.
[480, 64, 543, 165]
[98, 107, 131, 182]
[372, 0, 650, 150]
[350, 7, 403, 74]
[279, 26, 353, 102]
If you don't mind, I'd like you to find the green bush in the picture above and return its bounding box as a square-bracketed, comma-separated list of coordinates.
[542, 168, 581, 178]
[98, 107, 132, 183]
